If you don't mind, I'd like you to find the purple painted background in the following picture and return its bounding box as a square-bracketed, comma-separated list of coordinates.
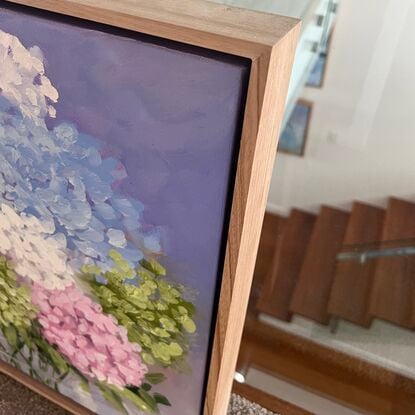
[0, 5, 249, 414]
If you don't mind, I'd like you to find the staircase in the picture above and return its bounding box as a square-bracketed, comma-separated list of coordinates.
[255, 197, 415, 330]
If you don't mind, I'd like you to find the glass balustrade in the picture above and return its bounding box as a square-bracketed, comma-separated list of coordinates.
[216, 0, 415, 414]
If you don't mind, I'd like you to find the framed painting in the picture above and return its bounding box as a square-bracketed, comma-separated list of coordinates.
[0, 1, 300, 414]
[278, 100, 312, 157]
[306, 29, 334, 88]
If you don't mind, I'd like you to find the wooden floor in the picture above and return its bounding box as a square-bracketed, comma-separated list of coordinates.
[233, 382, 314, 415]
[238, 315, 415, 415]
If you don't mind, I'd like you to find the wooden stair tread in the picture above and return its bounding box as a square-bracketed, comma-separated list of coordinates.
[238, 316, 415, 415]
[257, 209, 316, 321]
[369, 198, 415, 328]
[328, 202, 385, 326]
[249, 212, 286, 310]
[290, 206, 349, 324]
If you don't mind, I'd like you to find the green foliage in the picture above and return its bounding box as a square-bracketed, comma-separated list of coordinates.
[144, 372, 166, 385]
[0, 256, 37, 336]
[83, 251, 197, 367]
[33, 333, 70, 378]
[97, 380, 171, 414]
[0, 254, 178, 413]
[0, 256, 69, 385]
[97, 383, 128, 415]
[153, 393, 171, 407]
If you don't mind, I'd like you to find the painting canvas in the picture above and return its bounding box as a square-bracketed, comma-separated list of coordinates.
[0, 4, 249, 414]
[278, 100, 312, 156]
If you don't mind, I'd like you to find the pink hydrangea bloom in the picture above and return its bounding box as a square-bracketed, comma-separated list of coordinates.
[32, 283, 147, 388]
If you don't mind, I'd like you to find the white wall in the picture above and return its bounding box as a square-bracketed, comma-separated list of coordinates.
[268, 0, 415, 214]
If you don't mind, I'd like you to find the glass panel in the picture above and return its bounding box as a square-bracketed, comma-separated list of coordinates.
[222, 1, 415, 414]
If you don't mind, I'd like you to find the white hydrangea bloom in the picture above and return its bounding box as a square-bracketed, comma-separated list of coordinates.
[0, 204, 75, 290]
[0, 29, 58, 126]
[0, 29, 161, 273]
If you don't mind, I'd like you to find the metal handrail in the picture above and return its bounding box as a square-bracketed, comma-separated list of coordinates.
[337, 245, 415, 263]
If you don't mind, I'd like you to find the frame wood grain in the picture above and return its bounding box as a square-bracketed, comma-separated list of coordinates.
[2, 1, 300, 414]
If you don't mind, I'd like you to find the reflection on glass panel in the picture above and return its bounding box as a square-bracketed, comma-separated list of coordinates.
[209, 0, 338, 132]
[225, 0, 415, 414]
[278, 100, 312, 156]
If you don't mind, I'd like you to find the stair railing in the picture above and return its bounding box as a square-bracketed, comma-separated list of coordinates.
[337, 238, 415, 263]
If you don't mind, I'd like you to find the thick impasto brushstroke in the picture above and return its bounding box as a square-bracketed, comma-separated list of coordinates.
[0, 27, 197, 413]
[0, 5, 249, 414]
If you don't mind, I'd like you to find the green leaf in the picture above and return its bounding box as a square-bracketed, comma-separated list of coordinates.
[151, 343, 171, 363]
[2, 311, 14, 324]
[182, 316, 196, 334]
[82, 250, 199, 368]
[142, 352, 155, 365]
[150, 327, 170, 338]
[159, 317, 177, 332]
[120, 388, 155, 413]
[46, 346, 69, 375]
[140, 258, 166, 276]
[138, 389, 158, 413]
[168, 342, 183, 357]
[81, 264, 102, 276]
[79, 378, 90, 394]
[144, 373, 166, 385]
[3, 325, 17, 348]
[153, 393, 172, 407]
[177, 306, 188, 316]
[6, 269, 16, 281]
[180, 301, 196, 315]
[108, 249, 123, 262]
[141, 383, 152, 392]
[98, 384, 128, 415]
[137, 268, 155, 281]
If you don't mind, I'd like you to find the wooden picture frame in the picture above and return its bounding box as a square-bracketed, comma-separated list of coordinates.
[0, 1, 300, 414]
